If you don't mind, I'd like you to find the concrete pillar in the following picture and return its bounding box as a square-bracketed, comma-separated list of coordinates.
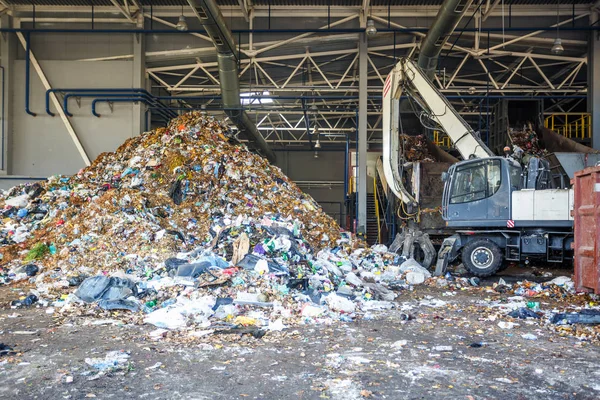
[588, 11, 600, 149]
[132, 15, 147, 135]
[0, 16, 15, 174]
[357, 32, 368, 235]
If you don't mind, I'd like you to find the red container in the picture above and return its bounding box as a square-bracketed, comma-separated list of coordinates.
[573, 166, 600, 294]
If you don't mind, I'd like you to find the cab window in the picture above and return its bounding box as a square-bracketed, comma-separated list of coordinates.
[450, 160, 501, 204]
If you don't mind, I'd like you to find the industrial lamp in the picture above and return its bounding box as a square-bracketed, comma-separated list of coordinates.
[176, 6, 188, 32]
[314, 139, 321, 149]
[551, 38, 564, 55]
[551, 3, 564, 55]
[366, 19, 377, 36]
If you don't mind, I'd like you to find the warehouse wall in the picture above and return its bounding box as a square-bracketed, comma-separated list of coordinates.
[10, 60, 136, 177]
[275, 150, 346, 226]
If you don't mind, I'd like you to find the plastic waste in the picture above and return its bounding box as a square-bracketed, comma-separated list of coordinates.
[521, 333, 538, 340]
[85, 350, 130, 371]
[508, 307, 541, 319]
[11, 294, 38, 307]
[498, 321, 518, 329]
[432, 346, 453, 352]
[550, 309, 600, 325]
[98, 299, 140, 312]
[75, 276, 137, 303]
[400, 258, 431, 285]
[5, 194, 29, 208]
[175, 262, 212, 278]
[344, 272, 363, 287]
[14, 264, 39, 277]
[144, 307, 187, 330]
[325, 293, 356, 313]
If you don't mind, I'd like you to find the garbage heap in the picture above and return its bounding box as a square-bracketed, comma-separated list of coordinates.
[400, 134, 435, 162]
[509, 123, 546, 157]
[0, 112, 426, 338]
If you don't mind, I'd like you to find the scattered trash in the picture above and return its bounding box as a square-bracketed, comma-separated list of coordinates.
[85, 350, 130, 372]
[550, 310, 600, 325]
[498, 321, 518, 330]
[508, 308, 541, 319]
[432, 346, 453, 352]
[521, 333, 538, 340]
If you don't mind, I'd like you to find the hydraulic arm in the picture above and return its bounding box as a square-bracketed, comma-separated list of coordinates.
[382, 58, 494, 206]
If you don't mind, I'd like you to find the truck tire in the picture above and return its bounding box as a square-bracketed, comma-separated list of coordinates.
[462, 239, 503, 277]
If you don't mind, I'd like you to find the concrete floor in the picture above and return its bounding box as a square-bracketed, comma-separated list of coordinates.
[0, 267, 598, 400]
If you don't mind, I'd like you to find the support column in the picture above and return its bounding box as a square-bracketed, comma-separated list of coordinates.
[588, 10, 600, 149]
[357, 32, 368, 236]
[0, 15, 14, 174]
[133, 14, 147, 135]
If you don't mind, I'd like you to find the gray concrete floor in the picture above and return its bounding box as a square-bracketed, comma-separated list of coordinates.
[0, 270, 598, 400]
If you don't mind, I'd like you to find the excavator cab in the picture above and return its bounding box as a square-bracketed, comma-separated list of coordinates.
[442, 157, 522, 228]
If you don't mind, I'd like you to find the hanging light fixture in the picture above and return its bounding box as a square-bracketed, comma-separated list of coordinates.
[551, 38, 564, 55]
[314, 151, 319, 159]
[366, 19, 377, 36]
[176, 6, 188, 32]
[314, 139, 321, 149]
[200, 104, 207, 116]
[551, 3, 563, 55]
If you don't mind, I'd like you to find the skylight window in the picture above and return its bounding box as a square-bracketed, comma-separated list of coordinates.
[240, 91, 273, 105]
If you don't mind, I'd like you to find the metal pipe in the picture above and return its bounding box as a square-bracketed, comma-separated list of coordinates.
[62, 92, 176, 118]
[45, 88, 168, 116]
[344, 132, 349, 209]
[188, 0, 275, 163]
[0, 66, 5, 170]
[418, 0, 474, 78]
[0, 27, 597, 34]
[25, 33, 36, 116]
[92, 98, 172, 121]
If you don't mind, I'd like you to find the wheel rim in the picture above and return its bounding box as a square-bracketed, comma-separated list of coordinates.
[470, 246, 494, 269]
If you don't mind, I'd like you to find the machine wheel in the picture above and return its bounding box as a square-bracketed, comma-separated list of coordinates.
[462, 239, 503, 277]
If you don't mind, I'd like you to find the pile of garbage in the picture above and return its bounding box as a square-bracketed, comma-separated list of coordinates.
[509, 123, 546, 157]
[0, 112, 431, 338]
[400, 135, 435, 162]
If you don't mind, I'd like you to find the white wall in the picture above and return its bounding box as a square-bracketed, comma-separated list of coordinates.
[11, 60, 136, 177]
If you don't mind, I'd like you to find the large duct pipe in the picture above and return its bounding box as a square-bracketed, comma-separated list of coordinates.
[187, 0, 276, 163]
[418, 0, 473, 79]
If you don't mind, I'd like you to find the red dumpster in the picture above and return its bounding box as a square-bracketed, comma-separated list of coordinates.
[573, 166, 600, 294]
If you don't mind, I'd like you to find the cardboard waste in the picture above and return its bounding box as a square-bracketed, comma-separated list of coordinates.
[0, 112, 421, 339]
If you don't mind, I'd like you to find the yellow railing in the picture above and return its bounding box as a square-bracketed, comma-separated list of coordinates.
[433, 130, 451, 147]
[544, 113, 591, 140]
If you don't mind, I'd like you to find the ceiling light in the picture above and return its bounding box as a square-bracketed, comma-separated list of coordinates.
[551, 38, 564, 55]
[200, 104, 207, 116]
[314, 151, 319, 159]
[366, 19, 377, 36]
[314, 139, 321, 149]
[176, 15, 188, 32]
[468, 87, 476, 95]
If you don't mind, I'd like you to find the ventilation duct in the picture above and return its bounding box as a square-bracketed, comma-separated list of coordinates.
[187, 0, 276, 163]
[417, 0, 473, 79]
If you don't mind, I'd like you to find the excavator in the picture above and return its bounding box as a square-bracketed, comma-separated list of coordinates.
[382, 58, 581, 277]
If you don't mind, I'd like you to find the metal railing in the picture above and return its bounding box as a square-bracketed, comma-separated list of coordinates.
[544, 113, 591, 140]
[433, 130, 451, 147]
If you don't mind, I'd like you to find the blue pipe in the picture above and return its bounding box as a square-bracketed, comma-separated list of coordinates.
[0, 66, 4, 170]
[25, 33, 36, 117]
[344, 132, 349, 208]
[46, 88, 161, 116]
[354, 109, 359, 234]
[62, 92, 176, 118]
[92, 98, 172, 121]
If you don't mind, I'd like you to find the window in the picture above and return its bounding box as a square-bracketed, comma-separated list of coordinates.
[450, 160, 501, 204]
[509, 164, 522, 190]
[240, 91, 273, 105]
